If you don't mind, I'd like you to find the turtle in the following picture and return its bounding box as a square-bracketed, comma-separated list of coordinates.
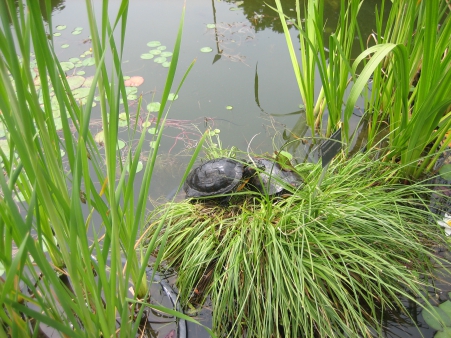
[247, 157, 303, 195]
[183, 157, 247, 199]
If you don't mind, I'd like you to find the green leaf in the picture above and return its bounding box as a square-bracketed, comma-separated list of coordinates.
[422, 307, 451, 331]
[147, 41, 161, 47]
[436, 327, 451, 338]
[140, 53, 154, 59]
[60, 61, 74, 71]
[149, 49, 162, 55]
[439, 164, 451, 181]
[61, 44, 69, 49]
[56, 25, 66, 30]
[160, 51, 173, 57]
[147, 102, 161, 112]
[200, 47, 213, 53]
[168, 93, 178, 101]
[206, 24, 216, 29]
[154, 56, 167, 64]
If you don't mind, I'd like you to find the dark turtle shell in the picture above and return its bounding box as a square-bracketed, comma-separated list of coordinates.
[248, 158, 303, 195]
[184, 157, 245, 198]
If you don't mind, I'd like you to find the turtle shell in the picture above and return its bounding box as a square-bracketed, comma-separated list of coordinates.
[248, 158, 303, 195]
[184, 157, 245, 198]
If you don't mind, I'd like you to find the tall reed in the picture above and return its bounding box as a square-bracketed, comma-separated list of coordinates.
[0, 0, 210, 336]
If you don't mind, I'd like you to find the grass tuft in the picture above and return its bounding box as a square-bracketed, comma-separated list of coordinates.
[147, 151, 450, 337]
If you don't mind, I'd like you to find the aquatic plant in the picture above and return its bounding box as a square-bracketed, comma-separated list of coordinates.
[274, 0, 451, 178]
[0, 0, 211, 336]
[147, 149, 450, 337]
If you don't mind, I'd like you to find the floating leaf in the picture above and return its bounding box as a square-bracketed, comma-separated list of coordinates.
[54, 117, 63, 131]
[72, 30, 82, 35]
[142, 121, 151, 128]
[140, 53, 154, 60]
[149, 49, 162, 55]
[226, 105, 233, 110]
[72, 87, 91, 99]
[154, 56, 167, 64]
[95, 130, 104, 144]
[74, 26, 83, 31]
[162, 62, 171, 68]
[94, 96, 100, 101]
[60, 149, 66, 157]
[82, 76, 94, 88]
[56, 25, 66, 30]
[123, 75, 131, 80]
[0, 139, 10, 154]
[439, 164, 451, 181]
[436, 327, 451, 338]
[69, 57, 80, 63]
[60, 61, 74, 71]
[157, 46, 167, 51]
[200, 47, 213, 53]
[147, 41, 161, 47]
[147, 102, 161, 112]
[117, 140, 125, 150]
[67, 75, 85, 90]
[422, 307, 451, 331]
[76, 70, 85, 75]
[53, 32, 61, 37]
[118, 120, 127, 127]
[206, 23, 216, 29]
[229, 7, 239, 11]
[127, 94, 137, 100]
[235, 1, 243, 5]
[126, 161, 143, 173]
[119, 112, 127, 121]
[61, 44, 69, 49]
[148, 128, 157, 135]
[160, 51, 173, 57]
[124, 76, 144, 87]
[168, 93, 178, 101]
[91, 102, 96, 107]
[125, 87, 137, 95]
[82, 57, 95, 66]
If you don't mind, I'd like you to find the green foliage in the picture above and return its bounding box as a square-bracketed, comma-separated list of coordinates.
[147, 150, 450, 337]
[0, 0, 208, 336]
[274, 0, 451, 178]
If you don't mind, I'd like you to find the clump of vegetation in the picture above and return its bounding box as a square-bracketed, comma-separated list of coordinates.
[147, 151, 450, 337]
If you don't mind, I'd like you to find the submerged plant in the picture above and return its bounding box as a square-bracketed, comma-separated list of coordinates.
[147, 150, 450, 337]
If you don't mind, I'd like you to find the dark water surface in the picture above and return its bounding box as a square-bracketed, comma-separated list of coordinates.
[38, 1, 449, 337]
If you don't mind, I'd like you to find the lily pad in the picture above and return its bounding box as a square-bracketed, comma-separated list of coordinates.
[147, 102, 161, 112]
[436, 327, 451, 338]
[147, 41, 161, 47]
[53, 32, 61, 37]
[168, 93, 178, 101]
[67, 75, 85, 90]
[95, 130, 104, 144]
[140, 53, 154, 60]
[69, 57, 80, 63]
[56, 25, 66, 30]
[126, 161, 143, 173]
[162, 62, 171, 68]
[72, 30, 82, 35]
[148, 128, 157, 135]
[229, 7, 239, 11]
[200, 47, 213, 53]
[149, 141, 157, 148]
[206, 24, 216, 29]
[119, 112, 127, 121]
[124, 76, 144, 87]
[127, 94, 137, 100]
[117, 140, 125, 150]
[76, 70, 85, 75]
[142, 121, 152, 128]
[226, 105, 233, 110]
[125, 87, 137, 95]
[61, 44, 70, 49]
[160, 51, 173, 57]
[149, 49, 162, 55]
[60, 61, 74, 71]
[154, 56, 167, 64]
[0, 139, 10, 154]
[82, 76, 95, 88]
[439, 164, 451, 181]
[72, 87, 91, 99]
[74, 27, 83, 31]
[118, 119, 128, 127]
[422, 307, 451, 331]
[82, 57, 95, 66]
[54, 117, 63, 131]
[157, 46, 167, 51]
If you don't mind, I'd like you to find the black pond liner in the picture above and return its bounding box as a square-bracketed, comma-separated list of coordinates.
[145, 268, 187, 338]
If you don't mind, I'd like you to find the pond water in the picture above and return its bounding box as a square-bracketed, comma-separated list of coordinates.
[21, 0, 451, 337]
[39, 0, 394, 202]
